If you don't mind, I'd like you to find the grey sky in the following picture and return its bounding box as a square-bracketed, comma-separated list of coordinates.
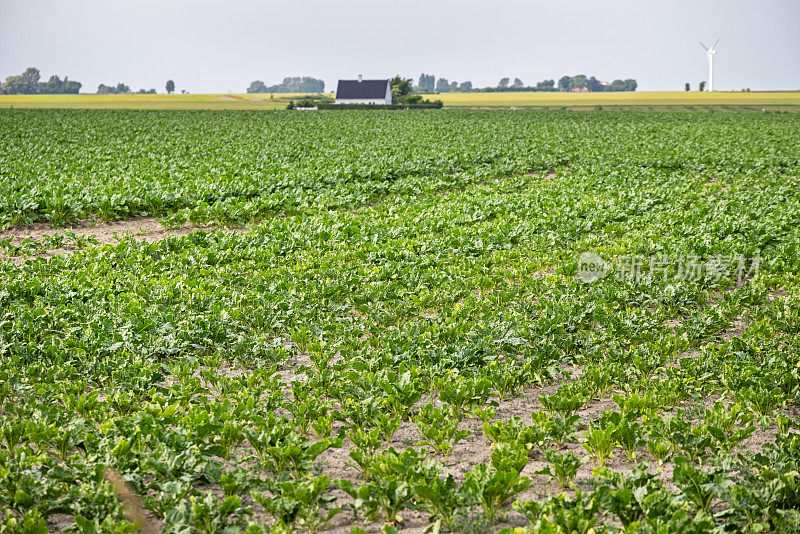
[1, 0, 798, 93]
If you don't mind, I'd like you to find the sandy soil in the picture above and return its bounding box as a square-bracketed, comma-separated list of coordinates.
[0, 217, 248, 264]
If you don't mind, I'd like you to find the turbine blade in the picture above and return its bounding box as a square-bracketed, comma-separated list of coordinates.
[700, 41, 709, 51]
[712, 38, 720, 49]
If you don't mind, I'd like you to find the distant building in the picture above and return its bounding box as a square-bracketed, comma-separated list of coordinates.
[569, 86, 589, 93]
[335, 75, 391, 105]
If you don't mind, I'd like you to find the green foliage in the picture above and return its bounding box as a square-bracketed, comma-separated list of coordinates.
[336, 477, 412, 525]
[247, 77, 325, 93]
[167, 492, 251, 534]
[252, 475, 340, 533]
[437, 375, 495, 420]
[672, 457, 732, 515]
[412, 473, 466, 529]
[539, 390, 586, 420]
[414, 403, 471, 457]
[2, 109, 800, 533]
[463, 463, 533, 522]
[536, 450, 588, 489]
[483, 416, 547, 457]
[581, 423, 615, 466]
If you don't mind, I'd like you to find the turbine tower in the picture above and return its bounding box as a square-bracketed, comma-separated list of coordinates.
[700, 39, 720, 91]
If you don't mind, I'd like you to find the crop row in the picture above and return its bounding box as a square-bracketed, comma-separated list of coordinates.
[1, 109, 798, 228]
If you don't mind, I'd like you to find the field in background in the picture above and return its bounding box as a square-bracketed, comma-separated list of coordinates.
[427, 90, 800, 110]
[1, 91, 798, 110]
[0, 92, 331, 110]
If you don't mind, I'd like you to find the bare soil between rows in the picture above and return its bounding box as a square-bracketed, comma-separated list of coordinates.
[1, 217, 247, 264]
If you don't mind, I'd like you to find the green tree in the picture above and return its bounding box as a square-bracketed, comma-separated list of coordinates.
[685, 82, 690, 91]
[64, 79, 81, 94]
[166, 80, 175, 94]
[263, 77, 324, 93]
[390, 76, 412, 96]
[418, 73, 435, 92]
[699, 81, 706, 91]
[606, 79, 624, 91]
[2, 76, 28, 94]
[587, 76, 604, 92]
[498, 77, 510, 89]
[21, 67, 41, 89]
[40, 75, 63, 94]
[459, 81, 473, 92]
[390, 75, 414, 103]
[571, 74, 588, 90]
[97, 83, 131, 94]
[623, 79, 638, 91]
[2, 67, 41, 94]
[511, 77, 524, 88]
[557, 76, 571, 91]
[536, 79, 555, 91]
[247, 80, 267, 93]
[435, 78, 450, 92]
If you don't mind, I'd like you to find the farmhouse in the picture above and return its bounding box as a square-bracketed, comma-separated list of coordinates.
[335, 75, 391, 105]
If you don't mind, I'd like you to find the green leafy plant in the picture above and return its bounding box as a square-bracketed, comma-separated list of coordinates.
[611, 415, 644, 462]
[412, 473, 466, 530]
[335, 478, 412, 525]
[437, 375, 495, 420]
[252, 475, 340, 533]
[463, 463, 533, 522]
[581, 423, 615, 467]
[414, 403, 471, 457]
[536, 450, 588, 489]
[539, 391, 586, 421]
[646, 438, 672, 465]
[170, 493, 252, 534]
[672, 457, 732, 516]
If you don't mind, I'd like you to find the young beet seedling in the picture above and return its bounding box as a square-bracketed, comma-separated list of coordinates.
[463, 463, 533, 522]
[414, 402, 471, 458]
[413, 473, 466, 530]
[582, 424, 615, 467]
[536, 450, 588, 489]
[252, 475, 341, 533]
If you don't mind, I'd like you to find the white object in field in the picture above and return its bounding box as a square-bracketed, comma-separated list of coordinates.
[700, 39, 720, 92]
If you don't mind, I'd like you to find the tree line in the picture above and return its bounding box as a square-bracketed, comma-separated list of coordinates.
[417, 73, 637, 93]
[99, 80, 175, 94]
[247, 77, 325, 93]
[1, 67, 81, 94]
[1, 67, 178, 95]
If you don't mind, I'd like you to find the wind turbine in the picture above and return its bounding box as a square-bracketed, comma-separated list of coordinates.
[700, 39, 720, 91]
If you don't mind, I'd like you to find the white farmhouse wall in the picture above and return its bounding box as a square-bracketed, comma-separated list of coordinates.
[334, 98, 389, 105]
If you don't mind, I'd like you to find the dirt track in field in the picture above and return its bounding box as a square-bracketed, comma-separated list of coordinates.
[0, 217, 247, 264]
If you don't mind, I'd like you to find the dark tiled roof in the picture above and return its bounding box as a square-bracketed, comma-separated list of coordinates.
[336, 79, 389, 99]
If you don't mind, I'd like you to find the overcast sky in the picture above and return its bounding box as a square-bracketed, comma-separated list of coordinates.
[1, 0, 798, 93]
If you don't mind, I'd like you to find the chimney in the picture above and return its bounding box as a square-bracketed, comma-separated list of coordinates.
[358, 74, 362, 83]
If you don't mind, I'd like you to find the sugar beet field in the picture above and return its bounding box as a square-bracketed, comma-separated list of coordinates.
[1, 109, 800, 533]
